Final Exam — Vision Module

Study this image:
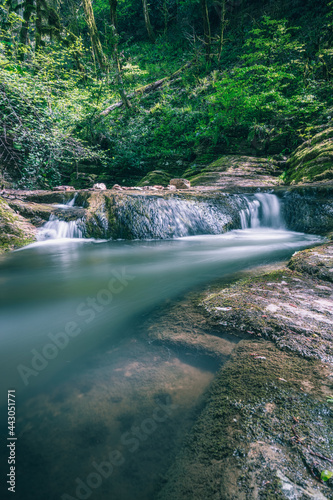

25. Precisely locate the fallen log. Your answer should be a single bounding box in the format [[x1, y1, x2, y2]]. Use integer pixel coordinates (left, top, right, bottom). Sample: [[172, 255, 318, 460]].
[[99, 61, 193, 117]]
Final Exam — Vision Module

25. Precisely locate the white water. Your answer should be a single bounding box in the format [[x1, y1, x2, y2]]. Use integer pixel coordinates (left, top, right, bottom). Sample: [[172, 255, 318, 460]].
[[240, 193, 283, 229], [37, 195, 83, 240], [37, 192, 285, 241]]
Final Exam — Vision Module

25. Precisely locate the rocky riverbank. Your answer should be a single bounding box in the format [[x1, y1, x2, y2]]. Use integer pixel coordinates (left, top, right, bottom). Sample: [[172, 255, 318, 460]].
[[150, 243, 333, 500]]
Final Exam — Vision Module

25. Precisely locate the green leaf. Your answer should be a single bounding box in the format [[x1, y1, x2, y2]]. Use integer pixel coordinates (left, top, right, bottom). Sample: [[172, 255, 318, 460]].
[[321, 470, 333, 481]]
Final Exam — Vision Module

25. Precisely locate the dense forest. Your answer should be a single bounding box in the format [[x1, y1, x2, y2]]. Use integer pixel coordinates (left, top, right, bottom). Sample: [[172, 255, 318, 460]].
[[0, 0, 332, 189]]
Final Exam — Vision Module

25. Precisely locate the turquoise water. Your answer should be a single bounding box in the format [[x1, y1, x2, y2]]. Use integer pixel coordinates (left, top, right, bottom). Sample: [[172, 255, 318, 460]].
[[0, 228, 323, 500]]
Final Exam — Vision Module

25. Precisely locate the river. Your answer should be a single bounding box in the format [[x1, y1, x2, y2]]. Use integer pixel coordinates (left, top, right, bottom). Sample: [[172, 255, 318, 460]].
[[0, 193, 324, 500]]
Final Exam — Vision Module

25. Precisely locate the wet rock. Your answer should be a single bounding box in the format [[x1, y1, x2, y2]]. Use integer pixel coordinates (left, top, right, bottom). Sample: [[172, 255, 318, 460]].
[[289, 243, 333, 283], [7, 199, 53, 226], [278, 185, 333, 235], [202, 247, 333, 363], [170, 178, 191, 189], [158, 340, 333, 500]]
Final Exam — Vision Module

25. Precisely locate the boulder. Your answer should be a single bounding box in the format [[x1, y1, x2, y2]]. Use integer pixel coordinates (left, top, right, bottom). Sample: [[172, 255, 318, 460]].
[[167, 185, 177, 191], [93, 183, 107, 191], [112, 184, 123, 191], [170, 178, 191, 189], [137, 169, 172, 187]]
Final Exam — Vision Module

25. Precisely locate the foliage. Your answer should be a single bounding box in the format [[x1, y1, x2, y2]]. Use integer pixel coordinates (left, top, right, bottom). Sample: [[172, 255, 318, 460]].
[[0, 0, 333, 187], [321, 470, 333, 481]]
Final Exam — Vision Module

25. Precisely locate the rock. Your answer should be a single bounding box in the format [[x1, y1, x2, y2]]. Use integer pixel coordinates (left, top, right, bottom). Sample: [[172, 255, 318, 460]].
[[53, 185, 75, 192], [170, 178, 191, 189], [286, 127, 333, 184], [153, 185, 164, 190], [137, 170, 172, 187], [0, 197, 36, 252], [166, 184, 177, 191], [93, 183, 107, 191], [112, 184, 123, 191]]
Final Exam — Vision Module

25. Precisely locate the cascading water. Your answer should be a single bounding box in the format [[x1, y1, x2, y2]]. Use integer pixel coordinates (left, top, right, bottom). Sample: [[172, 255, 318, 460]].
[[37, 195, 84, 240], [239, 193, 284, 229], [37, 191, 284, 242]]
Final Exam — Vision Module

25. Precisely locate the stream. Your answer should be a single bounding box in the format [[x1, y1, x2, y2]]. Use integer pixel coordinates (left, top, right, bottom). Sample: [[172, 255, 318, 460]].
[[0, 193, 324, 500]]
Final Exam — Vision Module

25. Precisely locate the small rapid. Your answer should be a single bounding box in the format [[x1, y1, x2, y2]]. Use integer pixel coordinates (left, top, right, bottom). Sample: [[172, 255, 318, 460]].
[[37, 191, 286, 241], [240, 193, 283, 229], [37, 195, 84, 240]]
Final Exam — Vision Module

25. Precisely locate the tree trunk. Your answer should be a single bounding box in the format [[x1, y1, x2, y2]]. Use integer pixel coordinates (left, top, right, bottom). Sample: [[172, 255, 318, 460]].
[[142, 0, 155, 43], [109, 0, 117, 29], [100, 60, 193, 117], [19, 0, 34, 48], [218, 0, 227, 60], [200, 0, 211, 61], [82, 0, 107, 70], [35, 0, 42, 50]]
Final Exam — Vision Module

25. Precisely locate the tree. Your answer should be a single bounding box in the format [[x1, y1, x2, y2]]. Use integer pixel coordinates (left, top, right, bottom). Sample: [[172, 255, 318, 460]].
[[218, 0, 227, 60], [142, 0, 155, 43], [109, 0, 117, 28], [82, 0, 107, 70], [108, 0, 131, 108], [200, 0, 211, 61], [19, 0, 34, 47]]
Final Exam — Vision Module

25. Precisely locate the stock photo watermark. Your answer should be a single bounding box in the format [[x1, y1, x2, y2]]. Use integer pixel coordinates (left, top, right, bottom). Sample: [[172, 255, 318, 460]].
[[17, 267, 135, 386], [61, 396, 178, 500]]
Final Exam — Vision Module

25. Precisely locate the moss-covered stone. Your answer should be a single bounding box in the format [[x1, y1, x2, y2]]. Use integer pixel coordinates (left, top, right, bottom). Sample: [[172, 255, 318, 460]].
[[157, 243, 333, 500], [285, 128, 333, 184], [7, 199, 53, 227], [289, 242, 333, 283], [158, 340, 333, 500], [136, 170, 172, 187], [0, 197, 36, 253], [183, 155, 282, 188]]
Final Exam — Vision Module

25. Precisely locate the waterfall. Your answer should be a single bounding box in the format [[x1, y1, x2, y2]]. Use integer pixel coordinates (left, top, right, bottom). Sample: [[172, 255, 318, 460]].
[[240, 193, 284, 229], [37, 192, 284, 242], [37, 196, 84, 241], [112, 197, 236, 239]]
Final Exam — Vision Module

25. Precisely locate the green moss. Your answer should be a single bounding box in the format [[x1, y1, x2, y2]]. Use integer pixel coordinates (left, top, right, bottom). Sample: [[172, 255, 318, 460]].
[[0, 197, 36, 253], [158, 340, 333, 500], [136, 170, 172, 187], [183, 155, 280, 187], [286, 128, 333, 184]]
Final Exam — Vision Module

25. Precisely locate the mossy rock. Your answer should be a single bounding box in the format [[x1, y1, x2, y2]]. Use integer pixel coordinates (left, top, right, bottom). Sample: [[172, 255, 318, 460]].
[[183, 155, 281, 188], [0, 197, 36, 253], [136, 170, 172, 187], [286, 127, 333, 184]]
